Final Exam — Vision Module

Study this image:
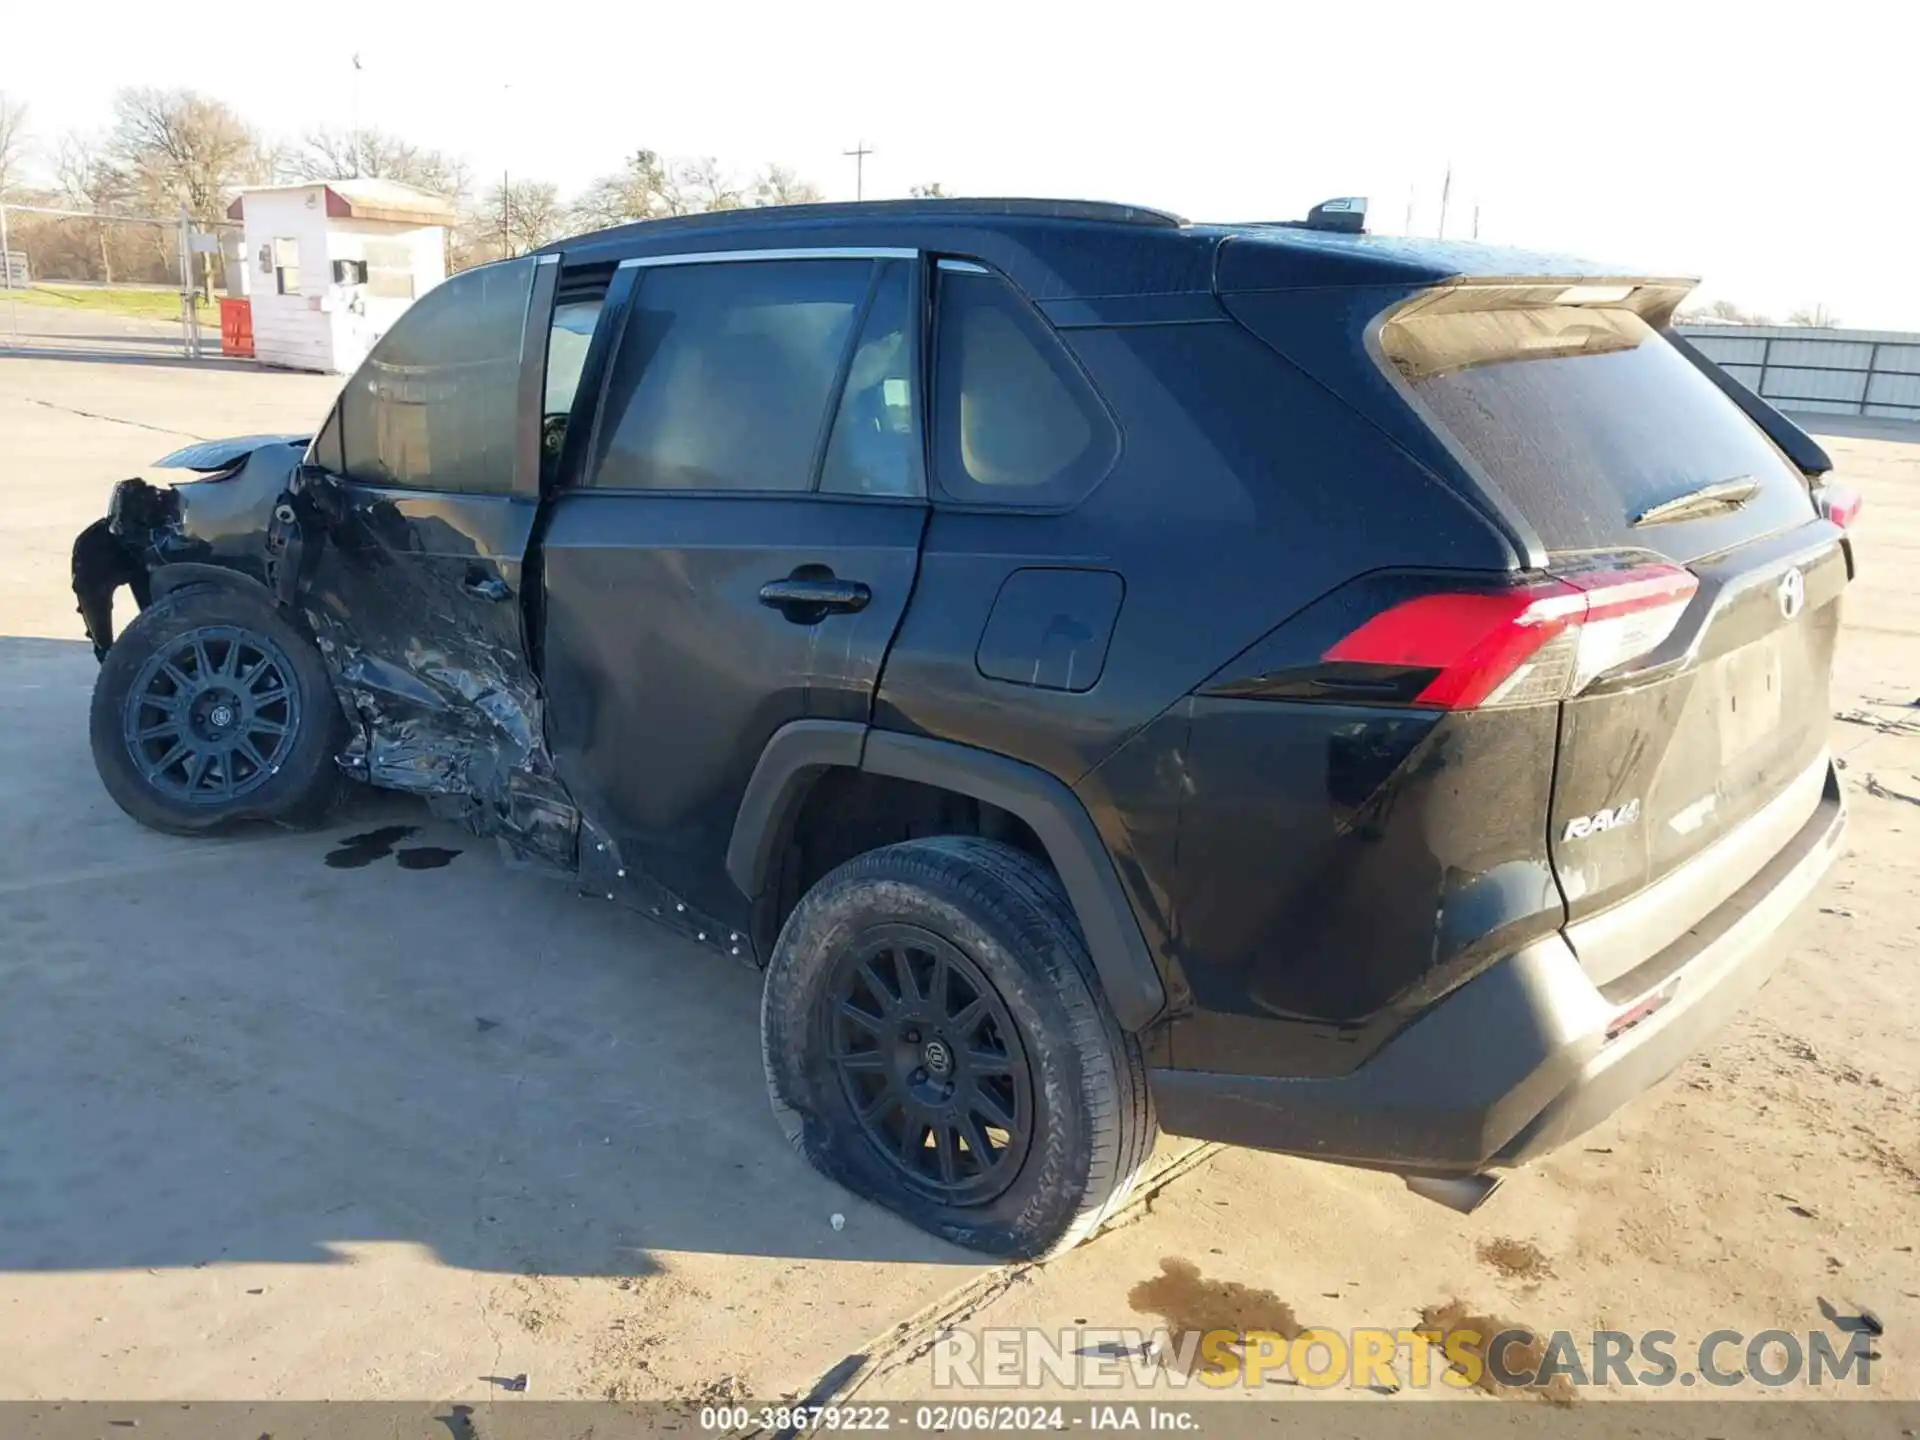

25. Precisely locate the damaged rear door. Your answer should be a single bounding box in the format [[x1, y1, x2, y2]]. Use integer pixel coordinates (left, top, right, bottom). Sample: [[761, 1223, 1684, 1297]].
[[294, 254, 576, 866]]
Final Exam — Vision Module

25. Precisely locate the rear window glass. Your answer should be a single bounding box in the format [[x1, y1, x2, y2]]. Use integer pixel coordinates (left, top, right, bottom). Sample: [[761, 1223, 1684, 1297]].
[[1382, 305, 1814, 556]]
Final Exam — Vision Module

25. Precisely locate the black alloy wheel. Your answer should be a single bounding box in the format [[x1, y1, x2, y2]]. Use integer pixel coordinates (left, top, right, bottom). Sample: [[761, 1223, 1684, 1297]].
[[122, 624, 302, 804], [824, 923, 1034, 1205]]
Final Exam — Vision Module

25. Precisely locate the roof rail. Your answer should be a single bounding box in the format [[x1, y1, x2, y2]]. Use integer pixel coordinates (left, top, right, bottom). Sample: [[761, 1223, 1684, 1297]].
[[555, 196, 1186, 248]]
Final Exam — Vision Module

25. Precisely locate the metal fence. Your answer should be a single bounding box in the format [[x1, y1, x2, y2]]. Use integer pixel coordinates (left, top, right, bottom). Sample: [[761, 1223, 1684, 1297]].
[[1677, 323, 1920, 422], [0, 200, 219, 359]]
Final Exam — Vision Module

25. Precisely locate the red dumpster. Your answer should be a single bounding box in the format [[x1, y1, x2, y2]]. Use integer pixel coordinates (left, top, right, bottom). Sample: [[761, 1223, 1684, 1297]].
[[219, 297, 254, 358]]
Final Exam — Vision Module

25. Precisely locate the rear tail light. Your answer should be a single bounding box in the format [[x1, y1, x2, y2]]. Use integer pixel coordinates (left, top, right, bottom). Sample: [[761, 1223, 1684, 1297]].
[[1325, 563, 1699, 710], [1814, 483, 1862, 529]]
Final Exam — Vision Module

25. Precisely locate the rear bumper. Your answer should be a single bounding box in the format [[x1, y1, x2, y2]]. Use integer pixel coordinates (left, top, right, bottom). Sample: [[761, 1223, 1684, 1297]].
[[1150, 761, 1846, 1175]]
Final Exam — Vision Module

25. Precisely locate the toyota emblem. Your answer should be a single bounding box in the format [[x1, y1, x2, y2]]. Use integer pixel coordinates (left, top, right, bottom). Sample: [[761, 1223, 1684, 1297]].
[[1777, 566, 1805, 620]]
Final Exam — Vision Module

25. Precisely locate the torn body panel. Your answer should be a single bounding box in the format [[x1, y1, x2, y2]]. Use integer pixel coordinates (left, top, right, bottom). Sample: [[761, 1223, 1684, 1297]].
[[72, 438, 580, 874], [71, 439, 301, 657], [289, 470, 577, 873]]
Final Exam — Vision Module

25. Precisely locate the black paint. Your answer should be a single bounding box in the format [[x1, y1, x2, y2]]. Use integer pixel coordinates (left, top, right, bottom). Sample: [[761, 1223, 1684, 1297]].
[[323, 824, 419, 869], [396, 846, 462, 870]]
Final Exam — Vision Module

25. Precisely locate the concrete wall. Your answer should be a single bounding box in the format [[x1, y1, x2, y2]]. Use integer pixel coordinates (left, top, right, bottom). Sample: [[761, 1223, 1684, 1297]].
[[1678, 324, 1920, 422]]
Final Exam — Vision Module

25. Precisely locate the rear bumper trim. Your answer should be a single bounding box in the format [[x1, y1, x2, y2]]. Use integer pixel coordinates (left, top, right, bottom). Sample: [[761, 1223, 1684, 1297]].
[[1150, 761, 1846, 1174]]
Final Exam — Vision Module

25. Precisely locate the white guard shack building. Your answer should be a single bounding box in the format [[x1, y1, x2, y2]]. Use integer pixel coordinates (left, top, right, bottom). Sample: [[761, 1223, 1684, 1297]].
[[225, 179, 454, 374]]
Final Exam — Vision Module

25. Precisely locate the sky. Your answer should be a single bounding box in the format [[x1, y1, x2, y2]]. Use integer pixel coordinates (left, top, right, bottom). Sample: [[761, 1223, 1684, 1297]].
[[5, 0, 1917, 328]]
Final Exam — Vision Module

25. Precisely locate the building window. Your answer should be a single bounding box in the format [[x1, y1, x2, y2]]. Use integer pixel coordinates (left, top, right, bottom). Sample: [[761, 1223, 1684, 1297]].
[[365, 241, 415, 300], [273, 237, 300, 296], [332, 258, 369, 285]]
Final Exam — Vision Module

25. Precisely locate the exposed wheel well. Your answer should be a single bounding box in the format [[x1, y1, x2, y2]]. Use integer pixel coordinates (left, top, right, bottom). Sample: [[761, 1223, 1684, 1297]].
[[757, 768, 1051, 955]]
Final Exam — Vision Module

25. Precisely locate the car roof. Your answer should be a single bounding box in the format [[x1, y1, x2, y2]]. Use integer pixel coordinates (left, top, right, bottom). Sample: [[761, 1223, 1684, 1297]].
[[543, 197, 1684, 301]]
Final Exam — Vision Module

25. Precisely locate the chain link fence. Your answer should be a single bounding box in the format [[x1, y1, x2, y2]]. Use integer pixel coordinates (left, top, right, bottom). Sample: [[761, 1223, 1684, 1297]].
[[1, 201, 228, 359]]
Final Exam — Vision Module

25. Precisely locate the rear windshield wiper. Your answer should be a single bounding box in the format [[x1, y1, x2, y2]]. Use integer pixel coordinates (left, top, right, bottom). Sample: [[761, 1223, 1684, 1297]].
[[1631, 476, 1761, 527]]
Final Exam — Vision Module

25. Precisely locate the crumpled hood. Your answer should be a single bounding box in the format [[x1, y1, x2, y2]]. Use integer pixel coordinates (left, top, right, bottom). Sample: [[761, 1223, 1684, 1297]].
[[150, 434, 311, 472]]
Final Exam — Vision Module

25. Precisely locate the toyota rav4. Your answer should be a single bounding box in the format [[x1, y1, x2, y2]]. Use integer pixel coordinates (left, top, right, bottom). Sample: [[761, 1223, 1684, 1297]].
[[72, 197, 1857, 1257]]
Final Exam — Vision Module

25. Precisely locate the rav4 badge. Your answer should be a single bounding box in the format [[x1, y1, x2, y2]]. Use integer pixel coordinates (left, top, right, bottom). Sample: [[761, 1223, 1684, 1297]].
[[1564, 798, 1642, 841]]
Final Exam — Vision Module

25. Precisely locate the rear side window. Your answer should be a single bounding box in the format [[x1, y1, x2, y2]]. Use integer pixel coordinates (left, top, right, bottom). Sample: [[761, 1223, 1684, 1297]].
[[1383, 303, 1815, 558], [932, 266, 1116, 507], [820, 260, 922, 499], [335, 258, 534, 495], [593, 259, 869, 493]]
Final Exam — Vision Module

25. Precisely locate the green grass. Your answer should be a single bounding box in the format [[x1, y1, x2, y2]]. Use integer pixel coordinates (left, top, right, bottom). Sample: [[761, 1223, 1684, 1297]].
[[1, 283, 219, 321]]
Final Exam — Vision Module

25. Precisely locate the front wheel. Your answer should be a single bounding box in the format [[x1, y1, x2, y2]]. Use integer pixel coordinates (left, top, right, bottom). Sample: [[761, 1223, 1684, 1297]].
[[761, 837, 1156, 1258], [89, 584, 348, 834]]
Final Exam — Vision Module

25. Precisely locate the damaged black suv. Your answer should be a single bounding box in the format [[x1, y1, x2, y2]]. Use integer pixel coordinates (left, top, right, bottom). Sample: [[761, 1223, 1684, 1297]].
[[75, 198, 1856, 1257]]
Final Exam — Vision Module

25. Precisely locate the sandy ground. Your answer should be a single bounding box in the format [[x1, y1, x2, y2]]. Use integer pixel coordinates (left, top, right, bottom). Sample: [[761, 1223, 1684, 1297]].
[[1, 350, 1915, 1413]]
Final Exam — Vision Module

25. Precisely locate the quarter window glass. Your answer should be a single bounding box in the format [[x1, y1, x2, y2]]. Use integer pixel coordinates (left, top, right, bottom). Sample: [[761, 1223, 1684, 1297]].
[[545, 299, 603, 417], [932, 268, 1116, 505], [820, 261, 922, 498], [594, 260, 869, 492], [336, 258, 534, 495]]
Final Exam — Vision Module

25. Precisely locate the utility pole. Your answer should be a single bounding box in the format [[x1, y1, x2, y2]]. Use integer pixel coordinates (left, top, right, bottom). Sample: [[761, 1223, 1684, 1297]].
[[843, 141, 874, 202], [1472, 202, 1480, 240], [1403, 184, 1415, 237], [1437, 162, 1452, 240]]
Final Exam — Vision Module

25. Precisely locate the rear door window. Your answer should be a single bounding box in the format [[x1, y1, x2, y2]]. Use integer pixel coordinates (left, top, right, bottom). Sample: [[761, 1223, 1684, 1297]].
[[591, 259, 870, 493], [1382, 303, 1816, 560], [930, 264, 1117, 507], [819, 260, 923, 499], [335, 257, 536, 495]]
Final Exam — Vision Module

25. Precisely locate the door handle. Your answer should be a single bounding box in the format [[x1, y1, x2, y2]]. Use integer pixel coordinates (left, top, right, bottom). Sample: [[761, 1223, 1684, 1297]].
[[758, 575, 872, 623], [463, 573, 512, 603]]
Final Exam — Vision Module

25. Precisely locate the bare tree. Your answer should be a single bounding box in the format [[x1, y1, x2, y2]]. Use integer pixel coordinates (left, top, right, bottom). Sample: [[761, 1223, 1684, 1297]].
[[909, 181, 947, 198], [753, 163, 823, 208], [676, 157, 744, 213], [0, 91, 28, 201], [1786, 303, 1840, 328], [102, 88, 272, 296], [295, 127, 469, 200], [571, 149, 678, 229], [49, 133, 122, 281], [105, 88, 268, 224], [572, 148, 769, 230], [482, 177, 565, 257]]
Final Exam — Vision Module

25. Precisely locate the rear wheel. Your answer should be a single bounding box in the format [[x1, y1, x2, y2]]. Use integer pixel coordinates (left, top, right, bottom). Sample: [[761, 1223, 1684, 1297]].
[[761, 837, 1156, 1258], [89, 585, 348, 834]]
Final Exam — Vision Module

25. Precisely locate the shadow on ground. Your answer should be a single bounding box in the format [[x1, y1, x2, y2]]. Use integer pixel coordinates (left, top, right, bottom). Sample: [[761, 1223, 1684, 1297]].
[[0, 637, 969, 1278], [0, 345, 262, 372]]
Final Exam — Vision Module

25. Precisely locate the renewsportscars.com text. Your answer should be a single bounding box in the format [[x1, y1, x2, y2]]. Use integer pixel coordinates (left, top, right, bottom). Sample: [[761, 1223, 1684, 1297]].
[[930, 1325, 1878, 1392]]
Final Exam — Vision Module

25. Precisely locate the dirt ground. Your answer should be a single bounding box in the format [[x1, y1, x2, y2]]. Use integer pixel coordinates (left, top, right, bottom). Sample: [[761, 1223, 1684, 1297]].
[[1, 350, 1915, 1414]]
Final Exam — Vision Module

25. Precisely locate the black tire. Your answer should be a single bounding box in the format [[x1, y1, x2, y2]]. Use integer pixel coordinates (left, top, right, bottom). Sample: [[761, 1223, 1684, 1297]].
[[89, 584, 348, 835], [761, 836, 1156, 1258]]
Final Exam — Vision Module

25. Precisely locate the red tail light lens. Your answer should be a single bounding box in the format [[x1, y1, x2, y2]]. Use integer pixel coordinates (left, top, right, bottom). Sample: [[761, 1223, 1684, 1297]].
[[1815, 484, 1862, 529], [1325, 563, 1699, 710]]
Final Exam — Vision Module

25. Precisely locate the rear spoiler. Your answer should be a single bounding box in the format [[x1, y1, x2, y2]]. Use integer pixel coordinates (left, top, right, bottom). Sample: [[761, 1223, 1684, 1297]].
[[1664, 329, 1832, 478]]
